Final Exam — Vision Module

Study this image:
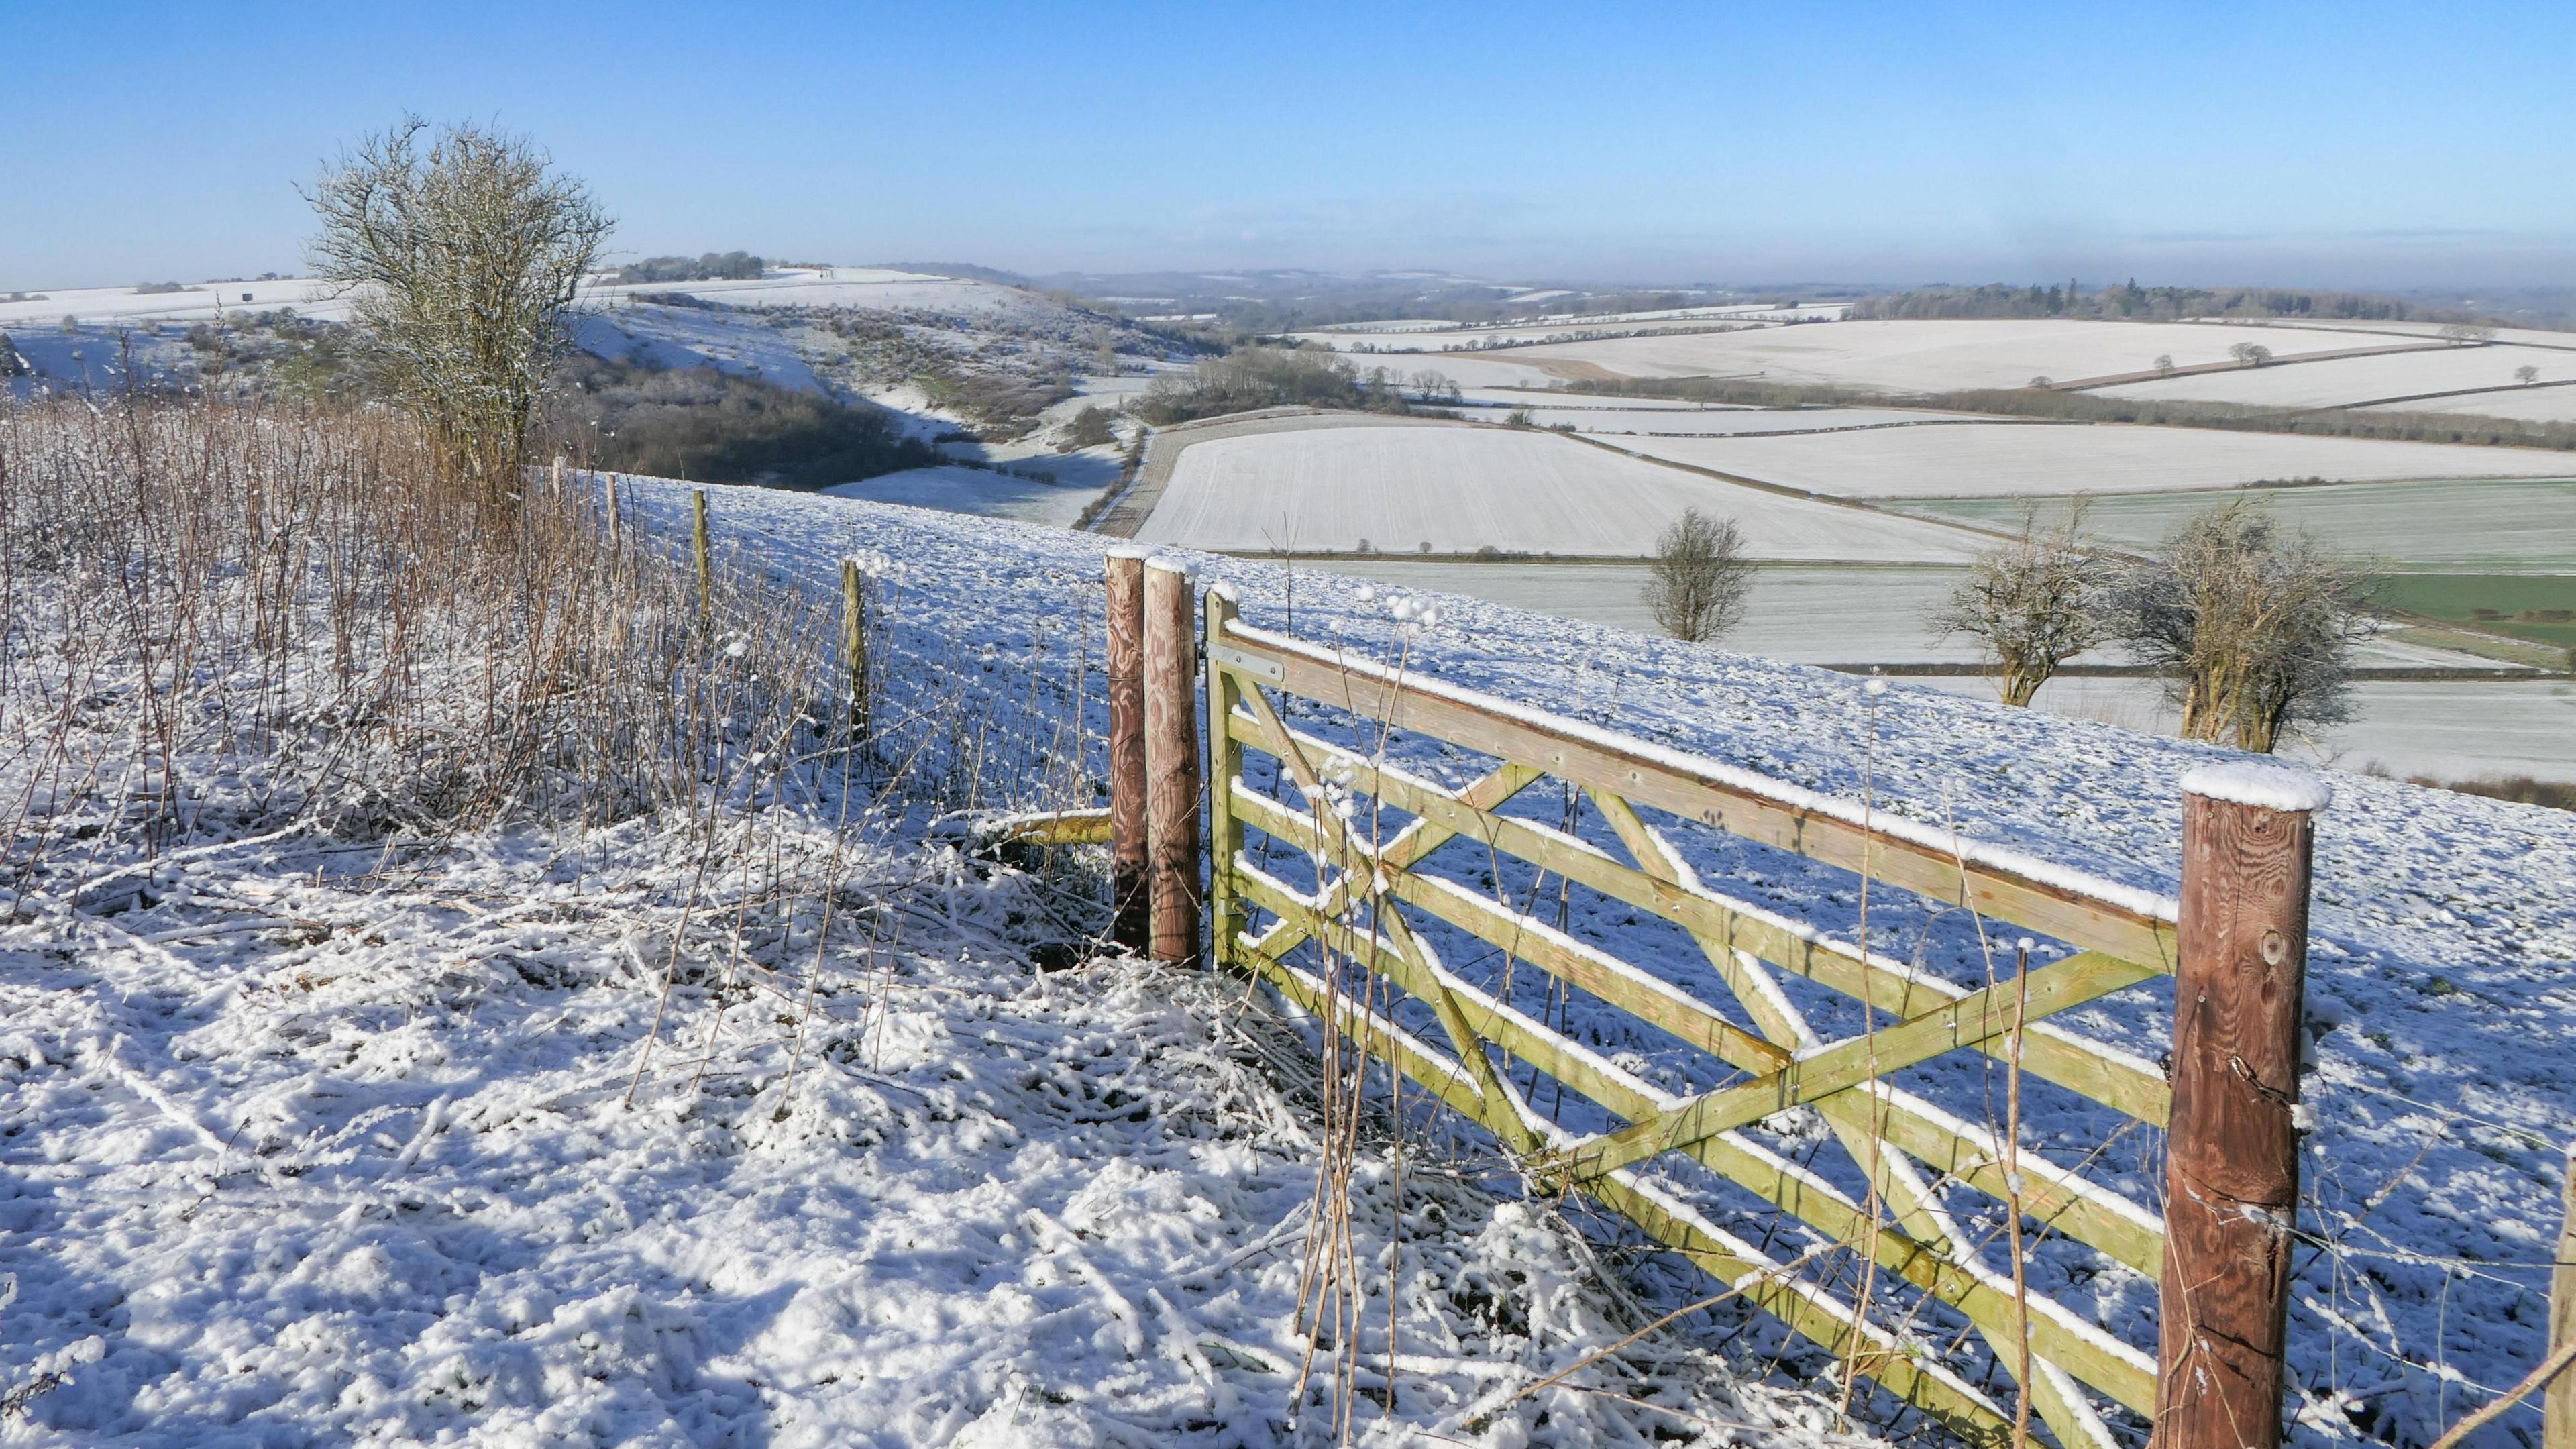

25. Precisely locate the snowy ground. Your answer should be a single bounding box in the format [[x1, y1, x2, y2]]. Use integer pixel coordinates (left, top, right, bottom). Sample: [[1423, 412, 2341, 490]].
[[10, 458, 2573, 1448], [823, 462, 1109, 527], [2092, 344, 2576, 409], [641, 480, 2576, 1449], [1316, 319, 2392, 394], [0, 463, 1882, 1446], [2, 814, 1848, 1446], [1129, 422, 1991, 560], [1603, 423, 2576, 498]]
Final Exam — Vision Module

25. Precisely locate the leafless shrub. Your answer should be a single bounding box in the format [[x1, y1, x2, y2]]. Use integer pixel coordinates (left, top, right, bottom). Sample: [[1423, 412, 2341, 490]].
[[304, 117, 613, 506], [1929, 502, 2100, 706], [2102, 496, 2378, 753], [1642, 508, 1750, 643], [0, 394, 848, 908]]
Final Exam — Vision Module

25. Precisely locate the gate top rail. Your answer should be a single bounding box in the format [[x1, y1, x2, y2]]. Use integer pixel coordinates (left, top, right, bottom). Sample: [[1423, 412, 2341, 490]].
[[1212, 618, 2180, 970]]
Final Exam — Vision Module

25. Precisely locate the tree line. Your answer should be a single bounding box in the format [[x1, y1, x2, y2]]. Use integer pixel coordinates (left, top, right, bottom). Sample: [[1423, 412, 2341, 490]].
[[1131, 347, 1426, 424], [1847, 280, 2518, 328]]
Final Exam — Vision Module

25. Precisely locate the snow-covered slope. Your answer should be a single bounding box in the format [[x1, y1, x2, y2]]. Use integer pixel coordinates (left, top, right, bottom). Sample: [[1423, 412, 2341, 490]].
[[635, 477, 2576, 1448], [7, 464, 2568, 1446]]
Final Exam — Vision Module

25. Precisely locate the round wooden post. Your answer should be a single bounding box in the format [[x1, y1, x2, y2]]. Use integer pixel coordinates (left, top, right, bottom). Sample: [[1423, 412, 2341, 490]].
[[1143, 558, 1202, 967], [2157, 764, 2328, 1449], [1104, 550, 1150, 955], [692, 488, 712, 621], [841, 558, 870, 742]]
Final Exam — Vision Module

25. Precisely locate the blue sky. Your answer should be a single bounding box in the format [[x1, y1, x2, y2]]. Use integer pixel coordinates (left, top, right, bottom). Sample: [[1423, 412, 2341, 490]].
[[8, 1, 2572, 291]]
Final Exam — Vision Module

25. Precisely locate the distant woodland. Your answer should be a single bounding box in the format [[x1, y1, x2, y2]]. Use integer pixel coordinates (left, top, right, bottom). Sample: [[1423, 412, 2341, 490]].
[[1848, 281, 2508, 327]]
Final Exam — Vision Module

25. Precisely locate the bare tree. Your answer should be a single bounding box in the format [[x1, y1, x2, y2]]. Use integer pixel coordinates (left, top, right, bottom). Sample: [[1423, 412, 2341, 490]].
[[1642, 509, 1752, 643], [2153, 353, 2176, 374], [2102, 498, 2377, 753], [2228, 341, 2273, 367], [2516, 364, 2542, 385], [305, 117, 612, 503], [1929, 502, 2100, 706]]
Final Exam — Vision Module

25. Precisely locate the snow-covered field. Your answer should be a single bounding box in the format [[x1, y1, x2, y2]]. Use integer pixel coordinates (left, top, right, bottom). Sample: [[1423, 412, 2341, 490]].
[[1458, 405, 2027, 436], [1902, 477, 2576, 572], [1129, 422, 1991, 559], [1606, 422, 2576, 498], [1921, 673, 2576, 782], [2360, 384, 2576, 424], [1294, 305, 1847, 353], [1317, 559, 2503, 667], [2091, 344, 2576, 409], [2220, 318, 2576, 353], [823, 462, 1109, 527], [1328, 319, 2392, 394]]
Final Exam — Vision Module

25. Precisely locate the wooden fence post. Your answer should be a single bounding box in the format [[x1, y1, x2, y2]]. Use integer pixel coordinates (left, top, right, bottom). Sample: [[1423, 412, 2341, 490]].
[[2552, 1148, 2576, 1449], [1143, 557, 1201, 966], [2157, 765, 2328, 1449], [692, 488, 712, 622], [1104, 550, 1150, 955], [551, 455, 564, 499], [1203, 586, 1242, 969], [841, 558, 869, 743]]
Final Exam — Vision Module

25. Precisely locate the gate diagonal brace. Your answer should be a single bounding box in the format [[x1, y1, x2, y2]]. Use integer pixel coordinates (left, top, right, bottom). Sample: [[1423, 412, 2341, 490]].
[[1533, 947, 2156, 1187]]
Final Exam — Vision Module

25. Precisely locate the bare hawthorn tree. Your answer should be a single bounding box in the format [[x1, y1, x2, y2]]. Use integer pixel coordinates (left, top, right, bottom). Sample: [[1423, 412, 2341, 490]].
[[2516, 364, 2542, 385], [2103, 498, 2378, 753], [2228, 341, 2274, 367], [1929, 501, 2100, 706], [1643, 509, 1752, 643], [305, 117, 612, 504]]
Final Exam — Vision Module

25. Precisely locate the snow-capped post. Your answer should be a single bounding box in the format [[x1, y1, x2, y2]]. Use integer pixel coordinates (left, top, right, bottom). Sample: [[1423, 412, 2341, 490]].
[[1104, 550, 1150, 955], [692, 488, 712, 623], [1203, 584, 1242, 969], [840, 558, 869, 742], [1142, 557, 1202, 966], [2157, 763, 2328, 1449]]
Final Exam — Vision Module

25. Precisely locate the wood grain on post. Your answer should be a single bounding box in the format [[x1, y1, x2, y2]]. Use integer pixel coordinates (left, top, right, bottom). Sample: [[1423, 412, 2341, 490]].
[[1104, 551, 1150, 955], [1203, 588, 1244, 969], [2551, 1149, 2576, 1449], [841, 559, 869, 742], [1143, 559, 1202, 966], [2156, 766, 2326, 1449], [692, 489, 712, 621]]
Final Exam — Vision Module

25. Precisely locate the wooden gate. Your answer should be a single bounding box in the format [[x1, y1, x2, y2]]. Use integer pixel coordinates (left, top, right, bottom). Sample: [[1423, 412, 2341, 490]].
[[1199, 592, 2212, 1448]]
